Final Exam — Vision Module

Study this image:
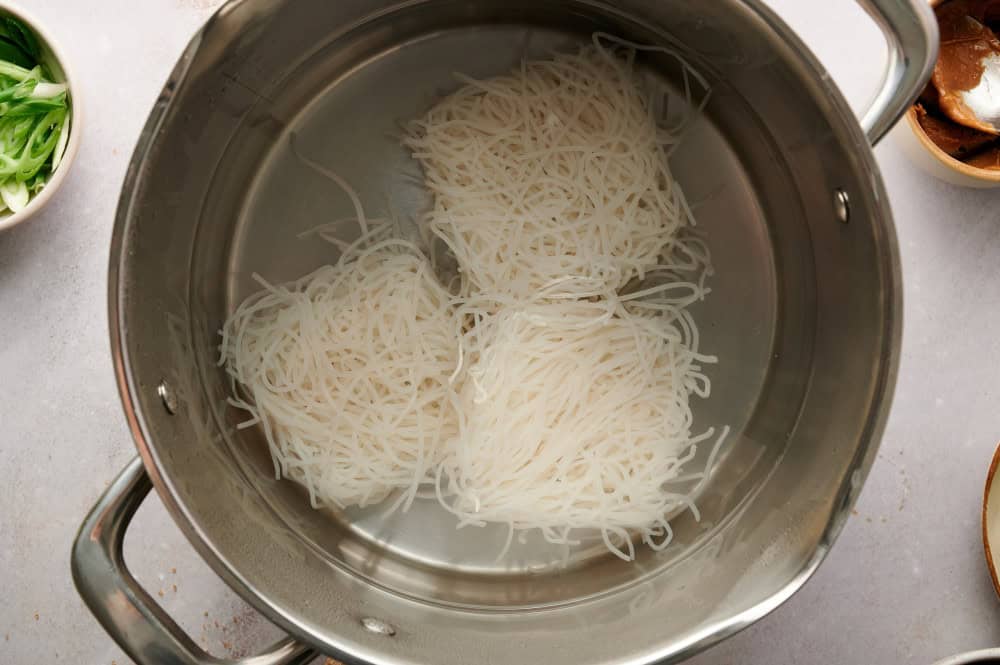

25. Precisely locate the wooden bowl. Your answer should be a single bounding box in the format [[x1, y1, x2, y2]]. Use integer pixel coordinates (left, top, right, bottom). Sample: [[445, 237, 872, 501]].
[[982, 442, 1000, 597]]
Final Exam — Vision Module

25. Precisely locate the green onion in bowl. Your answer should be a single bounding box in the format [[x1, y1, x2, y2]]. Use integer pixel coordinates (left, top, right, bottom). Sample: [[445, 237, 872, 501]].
[[0, 16, 69, 215]]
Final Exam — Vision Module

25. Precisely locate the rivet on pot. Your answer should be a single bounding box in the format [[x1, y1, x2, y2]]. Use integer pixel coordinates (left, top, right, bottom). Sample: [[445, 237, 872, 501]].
[[157, 380, 178, 415], [834, 189, 850, 224], [361, 617, 396, 637]]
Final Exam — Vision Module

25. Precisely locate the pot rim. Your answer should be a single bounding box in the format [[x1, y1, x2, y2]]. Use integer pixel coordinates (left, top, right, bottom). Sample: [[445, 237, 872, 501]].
[[105, 0, 904, 662]]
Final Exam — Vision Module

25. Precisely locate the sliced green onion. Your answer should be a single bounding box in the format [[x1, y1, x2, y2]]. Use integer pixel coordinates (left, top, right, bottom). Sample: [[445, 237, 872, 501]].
[[0, 59, 34, 83], [1, 178, 28, 212], [0, 18, 40, 62], [0, 18, 70, 215], [50, 112, 68, 171], [0, 36, 33, 69]]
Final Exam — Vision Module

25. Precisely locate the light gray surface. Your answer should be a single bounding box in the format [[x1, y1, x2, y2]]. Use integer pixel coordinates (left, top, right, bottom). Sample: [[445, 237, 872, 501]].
[[1, 1, 997, 664]]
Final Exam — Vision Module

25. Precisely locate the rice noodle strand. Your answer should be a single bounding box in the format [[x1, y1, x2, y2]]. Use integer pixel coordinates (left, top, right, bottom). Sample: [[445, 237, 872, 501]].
[[220, 37, 724, 562]]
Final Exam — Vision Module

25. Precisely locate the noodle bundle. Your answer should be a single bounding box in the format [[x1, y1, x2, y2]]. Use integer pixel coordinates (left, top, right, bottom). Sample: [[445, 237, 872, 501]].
[[220, 238, 460, 511], [403, 36, 708, 301], [439, 298, 720, 561], [220, 36, 723, 561]]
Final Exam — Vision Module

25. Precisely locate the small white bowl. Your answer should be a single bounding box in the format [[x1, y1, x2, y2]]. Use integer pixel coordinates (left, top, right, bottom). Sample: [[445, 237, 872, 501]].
[[932, 649, 1000, 665], [892, 107, 1000, 189], [891, 0, 1000, 188], [0, 2, 80, 232]]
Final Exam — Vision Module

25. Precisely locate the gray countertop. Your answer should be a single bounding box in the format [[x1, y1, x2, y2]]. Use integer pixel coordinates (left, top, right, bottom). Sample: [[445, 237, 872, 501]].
[[3, 1, 999, 664]]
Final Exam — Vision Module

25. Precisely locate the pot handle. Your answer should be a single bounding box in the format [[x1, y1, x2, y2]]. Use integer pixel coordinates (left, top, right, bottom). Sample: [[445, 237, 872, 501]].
[[855, 0, 938, 145], [71, 457, 318, 665]]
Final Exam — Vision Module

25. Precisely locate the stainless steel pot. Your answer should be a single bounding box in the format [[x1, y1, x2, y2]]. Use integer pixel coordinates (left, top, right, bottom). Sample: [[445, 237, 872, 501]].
[[72, 1, 935, 664]]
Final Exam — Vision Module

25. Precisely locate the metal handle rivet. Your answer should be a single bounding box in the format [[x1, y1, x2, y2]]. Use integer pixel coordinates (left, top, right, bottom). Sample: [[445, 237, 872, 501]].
[[834, 189, 850, 224], [157, 380, 178, 415], [361, 617, 396, 636]]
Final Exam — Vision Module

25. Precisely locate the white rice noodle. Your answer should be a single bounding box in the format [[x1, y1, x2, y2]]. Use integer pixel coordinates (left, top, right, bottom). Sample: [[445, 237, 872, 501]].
[[220, 39, 724, 562], [403, 37, 710, 301], [437, 298, 725, 561], [219, 237, 462, 512]]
